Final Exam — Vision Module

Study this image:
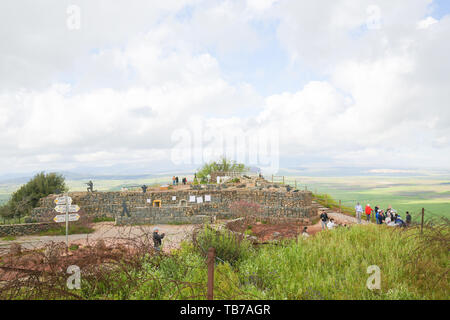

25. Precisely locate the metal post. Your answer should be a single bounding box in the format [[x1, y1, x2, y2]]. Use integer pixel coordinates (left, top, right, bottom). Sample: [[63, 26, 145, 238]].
[[65, 194, 69, 248], [207, 247, 216, 300], [421, 208, 424, 235]]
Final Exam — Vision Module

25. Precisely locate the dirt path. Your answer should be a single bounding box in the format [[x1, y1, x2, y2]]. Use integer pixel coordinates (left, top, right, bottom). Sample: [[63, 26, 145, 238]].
[[0, 222, 199, 254]]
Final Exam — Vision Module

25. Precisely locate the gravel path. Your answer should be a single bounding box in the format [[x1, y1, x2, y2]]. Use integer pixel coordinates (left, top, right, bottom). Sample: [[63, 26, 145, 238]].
[[0, 222, 199, 253]]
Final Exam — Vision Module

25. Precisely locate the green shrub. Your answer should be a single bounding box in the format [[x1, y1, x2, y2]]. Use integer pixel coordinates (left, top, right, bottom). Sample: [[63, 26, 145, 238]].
[[194, 225, 254, 265], [69, 244, 79, 251]]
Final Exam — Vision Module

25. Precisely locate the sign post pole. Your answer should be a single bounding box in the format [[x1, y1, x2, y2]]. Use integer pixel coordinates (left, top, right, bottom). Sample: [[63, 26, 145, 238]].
[[65, 194, 69, 248]]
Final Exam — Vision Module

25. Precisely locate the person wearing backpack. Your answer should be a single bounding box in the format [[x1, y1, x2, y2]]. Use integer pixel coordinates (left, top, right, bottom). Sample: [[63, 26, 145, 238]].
[[320, 211, 329, 230]]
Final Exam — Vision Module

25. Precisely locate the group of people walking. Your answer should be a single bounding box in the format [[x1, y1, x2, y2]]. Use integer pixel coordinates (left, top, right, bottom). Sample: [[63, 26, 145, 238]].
[[317, 202, 412, 232], [172, 176, 187, 186], [355, 203, 411, 227]]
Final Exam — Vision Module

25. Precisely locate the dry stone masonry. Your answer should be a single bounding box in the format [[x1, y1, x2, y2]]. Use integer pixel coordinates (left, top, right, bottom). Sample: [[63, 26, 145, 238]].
[[32, 177, 317, 225], [0, 222, 56, 237]]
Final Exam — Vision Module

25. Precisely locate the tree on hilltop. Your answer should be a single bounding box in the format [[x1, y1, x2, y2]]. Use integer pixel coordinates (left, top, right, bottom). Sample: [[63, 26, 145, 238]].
[[0, 172, 67, 221], [197, 157, 247, 183]]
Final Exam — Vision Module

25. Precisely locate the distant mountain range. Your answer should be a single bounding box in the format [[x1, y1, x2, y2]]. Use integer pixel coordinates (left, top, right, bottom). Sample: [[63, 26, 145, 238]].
[[1, 166, 449, 185]]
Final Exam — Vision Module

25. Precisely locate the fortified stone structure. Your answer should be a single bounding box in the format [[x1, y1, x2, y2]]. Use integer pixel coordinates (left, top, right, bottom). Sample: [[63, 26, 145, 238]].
[[32, 178, 317, 225]]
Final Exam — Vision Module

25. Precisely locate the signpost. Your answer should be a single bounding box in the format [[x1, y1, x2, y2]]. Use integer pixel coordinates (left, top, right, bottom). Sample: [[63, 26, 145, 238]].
[[53, 195, 80, 248], [54, 205, 80, 214], [53, 214, 80, 223], [54, 196, 72, 205]]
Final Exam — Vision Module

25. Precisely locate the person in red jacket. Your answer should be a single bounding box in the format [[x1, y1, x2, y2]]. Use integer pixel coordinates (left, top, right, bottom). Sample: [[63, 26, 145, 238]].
[[365, 204, 373, 222]]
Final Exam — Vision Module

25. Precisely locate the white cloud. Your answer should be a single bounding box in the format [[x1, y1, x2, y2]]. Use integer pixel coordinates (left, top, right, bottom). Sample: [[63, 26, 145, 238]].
[[417, 16, 438, 29], [0, 0, 449, 175]]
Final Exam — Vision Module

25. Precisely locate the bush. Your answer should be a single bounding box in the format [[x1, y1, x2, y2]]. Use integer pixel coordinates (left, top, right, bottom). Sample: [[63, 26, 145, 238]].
[[193, 225, 254, 265], [196, 157, 247, 182]]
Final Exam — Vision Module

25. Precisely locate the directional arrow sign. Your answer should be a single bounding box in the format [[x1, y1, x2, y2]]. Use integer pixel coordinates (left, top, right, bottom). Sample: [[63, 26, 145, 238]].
[[54, 204, 80, 214], [53, 214, 80, 223], [54, 196, 72, 205]]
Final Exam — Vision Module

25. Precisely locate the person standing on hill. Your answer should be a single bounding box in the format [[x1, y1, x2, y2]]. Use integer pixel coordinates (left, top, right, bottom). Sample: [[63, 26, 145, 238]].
[[320, 211, 329, 230], [379, 210, 386, 224], [365, 204, 373, 222], [405, 211, 412, 226], [374, 205, 379, 222], [152, 227, 165, 252], [355, 202, 363, 224]]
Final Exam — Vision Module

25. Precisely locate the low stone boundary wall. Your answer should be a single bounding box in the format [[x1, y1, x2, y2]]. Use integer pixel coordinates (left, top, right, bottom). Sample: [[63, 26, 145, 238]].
[[0, 222, 57, 237]]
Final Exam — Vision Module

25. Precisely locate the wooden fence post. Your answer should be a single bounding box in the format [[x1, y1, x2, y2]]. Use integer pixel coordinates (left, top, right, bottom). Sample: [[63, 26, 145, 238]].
[[271, 175, 274, 183], [207, 247, 216, 300], [339, 200, 341, 213], [421, 208, 425, 235], [325, 194, 328, 207], [282, 176, 285, 185], [295, 180, 297, 189]]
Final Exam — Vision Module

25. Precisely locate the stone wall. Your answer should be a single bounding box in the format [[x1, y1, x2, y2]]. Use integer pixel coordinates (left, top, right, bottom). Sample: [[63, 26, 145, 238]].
[[0, 222, 56, 237], [32, 188, 316, 225], [115, 207, 213, 225]]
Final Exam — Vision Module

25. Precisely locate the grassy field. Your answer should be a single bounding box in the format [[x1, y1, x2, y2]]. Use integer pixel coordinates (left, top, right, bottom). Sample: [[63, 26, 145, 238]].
[[14, 223, 446, 300], [283, 176, 450, 221]]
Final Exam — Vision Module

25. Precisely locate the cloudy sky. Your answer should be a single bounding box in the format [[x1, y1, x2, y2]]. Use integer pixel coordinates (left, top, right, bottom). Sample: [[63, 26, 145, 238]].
[[0, 0, 449, 176]]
